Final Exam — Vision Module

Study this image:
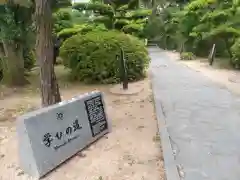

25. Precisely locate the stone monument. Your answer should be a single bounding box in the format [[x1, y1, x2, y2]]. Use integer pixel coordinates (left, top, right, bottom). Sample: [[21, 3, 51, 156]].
[[17, 91, 110, 179]]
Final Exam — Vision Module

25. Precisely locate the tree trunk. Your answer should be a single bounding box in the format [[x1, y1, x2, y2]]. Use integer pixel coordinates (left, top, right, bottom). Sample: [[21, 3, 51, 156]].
[[1, 41, 28, 86], [35, 0, 61, 107]]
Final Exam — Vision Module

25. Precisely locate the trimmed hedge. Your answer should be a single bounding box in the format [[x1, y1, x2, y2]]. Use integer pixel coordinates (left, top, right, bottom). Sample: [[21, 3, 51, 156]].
[[57, 23, 107, 41], [60, 31, 149, 84], [73, 3, 114, 16], [180, 52, 196, 60], [122, 23, 144, 37], [53, 9, 73, 34], [231, 38, 240, 66], [114, 19, 129, 30]]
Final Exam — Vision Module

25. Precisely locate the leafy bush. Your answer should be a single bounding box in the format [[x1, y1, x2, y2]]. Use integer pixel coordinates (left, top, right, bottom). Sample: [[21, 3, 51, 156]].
[[23, 49, 35, 71], [122, 23, 144, 38], [60, 31, 149, 84], [114, 19, 130, 30], [53, 9, 73, 34], [80, 23, 107, 34], [180, 52, 196, 60], [73, 3, 114, 16], [53, 10, 72, 21], [126, 9, 152, 19], [231, 38, 240, 66], [57, 23, 108, 41], [93, 16, 113, 29], [57, 27, 82, 41]]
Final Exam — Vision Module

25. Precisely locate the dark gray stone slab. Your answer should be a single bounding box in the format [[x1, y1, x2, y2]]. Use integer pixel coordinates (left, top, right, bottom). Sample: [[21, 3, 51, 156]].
[[17, 91, 110, 179]]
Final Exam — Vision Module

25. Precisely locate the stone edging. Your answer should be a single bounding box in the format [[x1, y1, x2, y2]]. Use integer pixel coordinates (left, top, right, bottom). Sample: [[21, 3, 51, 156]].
[[150, 52, 180, 180]]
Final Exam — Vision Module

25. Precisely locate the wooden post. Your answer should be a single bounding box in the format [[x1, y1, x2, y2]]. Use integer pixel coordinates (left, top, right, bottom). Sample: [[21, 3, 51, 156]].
[[120, 48, 128, 90], [209, 44, 216, 66]]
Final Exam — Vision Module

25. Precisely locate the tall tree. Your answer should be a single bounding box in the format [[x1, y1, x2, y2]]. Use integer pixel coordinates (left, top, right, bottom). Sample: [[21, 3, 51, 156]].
[[35, 0, 61, 107], [0, 1, 32, 86]]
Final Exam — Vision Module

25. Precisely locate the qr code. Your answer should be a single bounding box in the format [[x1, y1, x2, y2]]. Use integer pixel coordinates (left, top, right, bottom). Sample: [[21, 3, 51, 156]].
[[85, 95, 108, 137]]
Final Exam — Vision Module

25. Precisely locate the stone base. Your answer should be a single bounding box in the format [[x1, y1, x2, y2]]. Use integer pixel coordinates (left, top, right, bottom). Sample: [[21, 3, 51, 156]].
[[109, 82, 144, 95]]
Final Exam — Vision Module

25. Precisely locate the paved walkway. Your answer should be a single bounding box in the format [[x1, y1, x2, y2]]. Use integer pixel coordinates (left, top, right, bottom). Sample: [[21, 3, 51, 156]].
[[150, 47, 240, 180]]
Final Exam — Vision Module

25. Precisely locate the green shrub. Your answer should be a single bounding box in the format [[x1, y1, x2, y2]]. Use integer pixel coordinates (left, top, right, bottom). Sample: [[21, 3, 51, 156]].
[[60, 31, 149, 84], [73, 3, 114, 17], [23, 48, 35, 71], [126, 9, 152, 19], [57, 27, 82, 41], [231, 38, 240, 66], [53, 10, 72, 21], [122, 23, 144, 38], [93, 16, 113, 29], [80, 23, 107, 34], [114, 19, 130, 30], [57, 23, 108, 41], [53, 9, 73, 34], [180, 52, 196, 60]]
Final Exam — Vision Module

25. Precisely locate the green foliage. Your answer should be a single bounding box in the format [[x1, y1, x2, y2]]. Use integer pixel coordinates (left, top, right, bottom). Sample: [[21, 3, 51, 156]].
[[73, 3, 114, 16], [0, 2, 33, 44], [71, 9, 90, 24], [143, 16, 164, 39], [103, 0, 136, 9], [0, 48, 35, 81], [57, 27, 82, 41], [57, 23, 108, 41], [51, 0, 72, 11], [202, 25, 240, 40], [72, 0, 151, 34], [23, 48, 35, 71], [143, 0, 240, 67], [231, 38, 240, 66], [180, 52, 196, 60], [93, 16, 113, 28], [60, 31, 149, 84], [114, 19, 130, 29], [122, 23, 144, 37], [79, 23, 108, 34], [129, 9, 152, 19], [53, 9, 73, 34], [185, 0, 216, 11]]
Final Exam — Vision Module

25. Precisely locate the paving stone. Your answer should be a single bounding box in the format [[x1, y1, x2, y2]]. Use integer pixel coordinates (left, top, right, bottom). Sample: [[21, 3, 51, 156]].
[[150, 47, 240, 180]]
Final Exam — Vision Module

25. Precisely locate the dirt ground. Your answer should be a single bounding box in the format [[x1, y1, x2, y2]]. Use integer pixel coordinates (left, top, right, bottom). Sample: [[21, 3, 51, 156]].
[[0, 66, 165, 180], [167, 51, 240, 95]]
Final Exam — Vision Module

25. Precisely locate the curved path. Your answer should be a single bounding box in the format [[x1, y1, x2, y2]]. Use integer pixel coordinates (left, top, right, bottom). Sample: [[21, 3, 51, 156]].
[[150, 47, 240, 180]]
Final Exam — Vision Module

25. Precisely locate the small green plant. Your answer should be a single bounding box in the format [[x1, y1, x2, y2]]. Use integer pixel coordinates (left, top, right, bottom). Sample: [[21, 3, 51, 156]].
[[60, 31, 150, 84], [180, 52, 196, 60], [231, 38, 240, 67], [23, 48, 35, 71], [122, 23, 144, 37]]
